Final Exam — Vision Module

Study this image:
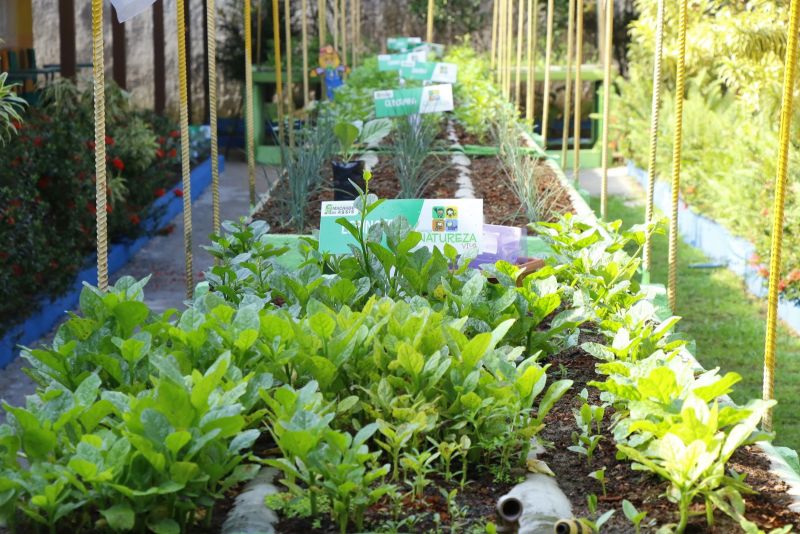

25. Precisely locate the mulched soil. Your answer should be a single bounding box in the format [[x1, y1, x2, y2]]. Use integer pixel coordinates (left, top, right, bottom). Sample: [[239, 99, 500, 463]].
[[538, 327, 800, 533], [453, 121, 487, 147], [252, 159, 459, 234], [470, 156, 575, 226]]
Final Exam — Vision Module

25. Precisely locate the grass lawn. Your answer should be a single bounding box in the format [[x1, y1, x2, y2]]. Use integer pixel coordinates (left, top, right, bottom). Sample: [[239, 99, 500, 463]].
[[589, 194, 800, 452]]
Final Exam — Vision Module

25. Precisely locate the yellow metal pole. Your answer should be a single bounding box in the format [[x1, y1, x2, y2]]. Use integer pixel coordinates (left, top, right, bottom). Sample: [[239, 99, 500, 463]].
[[763, 0, 800, 430], [177, 0, 193, 297], [272, 0, 284, 146], [208, 0, 220, 236], [667, 0, 688, 312], [560, 0, 575, 168], [427, 0, 434, 43], [572, 0, 584, 174], [491, 0, 499, 70], [599, 0, 613, 220], [244, 0, 256, 204], [91, 0, 107, 291], [541, 0, 554, 149], [514, 0, 524, 108], [284, 0, 294, 147], [525, 0, 538, 125], [643, 0, 665, 273], [302, 0, 309, 106]]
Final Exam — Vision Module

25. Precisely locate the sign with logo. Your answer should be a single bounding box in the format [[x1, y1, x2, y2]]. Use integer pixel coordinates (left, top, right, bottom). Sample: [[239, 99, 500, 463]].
[[412, 42, 446, 58], [373, 84, 454, 117], [399, 61, 458, 84], [387, 37, 422, 52], [377, 51, 428, 71], [319, 199, 483, 256]]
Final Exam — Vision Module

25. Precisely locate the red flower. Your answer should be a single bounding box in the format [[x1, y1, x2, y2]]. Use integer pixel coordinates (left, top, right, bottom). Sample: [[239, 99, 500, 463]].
[[5, 216, 15, 225], [9, 199, 21, 208], [158, 136, 166, 144], [129, 214, 141, 225], [106, 204, 113, 214], [86, 202, 96, 215], [37, 176, 51, 189], [789, 269, 800, 282], [154, 188, 166, 198], [87, 140, 96, 150], [173, 188, 184, 197], [779, 279, 788, 291], [33, 137, 43, 147], [155, 148, 165, 158], [168, 148, 177, 158], [758, 266, 770, 278], [105, 135, 114, 146], [111, 158, 125, 171], [11, 264, 22, 277], [169, 130, 180, 138]]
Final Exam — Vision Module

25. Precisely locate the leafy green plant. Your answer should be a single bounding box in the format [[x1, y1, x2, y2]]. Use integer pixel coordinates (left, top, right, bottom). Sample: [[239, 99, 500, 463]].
[[400, 448, 439, 499], [622, 499, 647, 534], [588, 467, 607, 497], [333, 118, 392, 163], [0, 71, 25, 145]]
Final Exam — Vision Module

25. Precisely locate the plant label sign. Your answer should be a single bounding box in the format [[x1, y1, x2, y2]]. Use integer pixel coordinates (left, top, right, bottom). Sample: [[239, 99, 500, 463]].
[[412, 42, 446, 58], [373, 84, 454, 117], [319, 199, 483, 256], [387, 37, 422, 52], [399, 60, 458, 84], [378, 51, 428, 71]]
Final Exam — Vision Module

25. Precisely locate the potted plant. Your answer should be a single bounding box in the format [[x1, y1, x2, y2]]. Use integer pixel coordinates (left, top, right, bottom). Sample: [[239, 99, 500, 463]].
[[331, 118, 392, 200]]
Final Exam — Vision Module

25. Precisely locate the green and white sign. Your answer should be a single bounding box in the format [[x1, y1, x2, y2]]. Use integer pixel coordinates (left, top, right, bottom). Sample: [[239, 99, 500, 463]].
[[399, 61, 458, 84], [373, 84, 454, 118], [377, 51, 428, 71], [319, 199, 483, 256], [412, 42, 446, 58], [387, 37, 422, 52]]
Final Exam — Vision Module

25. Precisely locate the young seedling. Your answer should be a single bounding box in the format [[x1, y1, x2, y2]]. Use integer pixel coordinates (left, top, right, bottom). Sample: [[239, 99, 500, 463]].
[[588, 467, 607, 497], [569, 391, 605, 464], [401, 448, 440, 499], [429, 438, 464, 483], [376, 420, 420, 481], [622, 500, 647, 534], [575, 494, 615, 533]]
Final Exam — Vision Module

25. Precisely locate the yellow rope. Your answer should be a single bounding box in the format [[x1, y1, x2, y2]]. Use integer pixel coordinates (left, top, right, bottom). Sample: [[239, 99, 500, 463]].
[[560, 0, 575, 168], [244, 0, 256, 204], [284, 0, 294, 148], [272, 0, 284, 145], [91, 0, 107, 291], [302, 0, 309, 106], [540, 0, 554, 149], [491, 0, 498, 70], [514, 0, 524, 108], [525, 0, 538, 126], [643, 0, 665, 273], [572, 0, 584, 174], [177, 0, 193, 297], [763, 0, 800, 431], [599, 0, 613, 220], [208, 0, 220, 237], [427, 0, 434, 43], [667, 0, 688, 312]]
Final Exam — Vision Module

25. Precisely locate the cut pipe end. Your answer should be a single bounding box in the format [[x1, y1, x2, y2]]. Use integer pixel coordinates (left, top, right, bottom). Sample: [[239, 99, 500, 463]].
[[497, 494, 524, 523]]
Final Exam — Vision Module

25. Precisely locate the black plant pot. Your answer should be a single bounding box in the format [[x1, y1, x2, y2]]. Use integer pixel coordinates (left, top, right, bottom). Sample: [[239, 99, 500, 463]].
[[332, 159, 365, 201]]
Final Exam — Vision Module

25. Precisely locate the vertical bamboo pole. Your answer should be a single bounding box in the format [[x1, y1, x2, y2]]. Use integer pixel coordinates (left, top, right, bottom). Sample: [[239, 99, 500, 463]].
[[763, 0, 800, 432], [284, 0, 294, 147], [208, 0, 220, 236], [319, 0, 326, 44], [540, 0, 554, 148], [572, 0, 584, 174], [491, 0, 499, 70], [506, 0, 514, 98], [256, 0, 262, 64], [272, 0, 284, 146], [514, 0, 524, 108], [667, 0, 688, 312], [427, 0, 435, 43], [354, 0, 360, 67], [599, 0, 613, 220], [91, 0, 107, 291], [177, 0, 193, 296], [496, 0, 505, 83], [525, 0, 538, 126], [333, 0, 338, 50], [560, 0, 575, 168], [302, 0, 309, 106], [244, 0, 256, 204], [341, 0, 347, 71]]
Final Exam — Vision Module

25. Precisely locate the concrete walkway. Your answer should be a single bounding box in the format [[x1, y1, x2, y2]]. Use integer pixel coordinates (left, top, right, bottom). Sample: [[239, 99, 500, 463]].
[[575, 166, 644, 199], [0, 158, 276, 413]]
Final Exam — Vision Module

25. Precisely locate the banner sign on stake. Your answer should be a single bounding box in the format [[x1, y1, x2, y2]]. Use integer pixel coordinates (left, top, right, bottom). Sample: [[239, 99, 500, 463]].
[[319, 199, 483, 256], [387, 37, 422, 52], [399, 60, 458, 84], [377, 51, 428, 71], [373, 84, 454, 117]]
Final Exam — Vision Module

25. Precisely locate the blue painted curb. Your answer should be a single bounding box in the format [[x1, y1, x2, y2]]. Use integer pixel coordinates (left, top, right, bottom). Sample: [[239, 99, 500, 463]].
[[626, 161, 800, 335], [0, 156, 225, 368]]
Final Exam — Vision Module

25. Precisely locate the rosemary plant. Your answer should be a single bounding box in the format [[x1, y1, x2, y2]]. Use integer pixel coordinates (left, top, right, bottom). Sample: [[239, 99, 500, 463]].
[[390, 114, 447, 198]]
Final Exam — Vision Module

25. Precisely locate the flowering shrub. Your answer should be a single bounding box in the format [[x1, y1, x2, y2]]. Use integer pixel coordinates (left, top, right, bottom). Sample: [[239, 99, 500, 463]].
[[0, 81, 209, 332]]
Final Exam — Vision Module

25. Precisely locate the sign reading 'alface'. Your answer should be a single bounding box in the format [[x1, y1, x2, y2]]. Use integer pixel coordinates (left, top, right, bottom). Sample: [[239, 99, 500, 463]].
[[373, 84, 454, 118]]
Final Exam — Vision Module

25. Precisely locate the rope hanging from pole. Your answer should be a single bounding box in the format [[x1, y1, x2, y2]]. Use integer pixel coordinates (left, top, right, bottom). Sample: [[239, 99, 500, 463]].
[[667, 0, 688, 312], [643, 0, 665, 274], [91, 0, 108, 291], [284, 0, 294, 147], [514, 0, 524, 108], [427, 0, 434, 43], [177, 0, 194, 297], [763, 0, 800, 431], [540, 0, 554, 149], [244, 0, 257, 204], [207, 0, 220, 237], [560, 0, 575, 168], [572, 0, 584, 174], [599, 0, 614, 220], [525, 0, 538, 126]]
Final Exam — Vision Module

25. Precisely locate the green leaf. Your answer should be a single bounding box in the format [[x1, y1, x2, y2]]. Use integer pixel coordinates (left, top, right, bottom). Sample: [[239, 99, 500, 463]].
[[113, 301, 149, 337], [100, 503, 135, 531], [333, 122, 359, 156], [165, 431, 192, 455], [147, 517, 180, 534]]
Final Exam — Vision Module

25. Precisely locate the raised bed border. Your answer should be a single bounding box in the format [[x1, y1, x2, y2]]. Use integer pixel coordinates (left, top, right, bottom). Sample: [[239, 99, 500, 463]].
[[0, 156, 225, 368], [626, 161, 800, 336]]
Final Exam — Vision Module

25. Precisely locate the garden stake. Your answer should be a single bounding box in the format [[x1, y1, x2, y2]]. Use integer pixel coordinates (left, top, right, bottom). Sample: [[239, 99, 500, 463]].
[[497, 0, 505, 84], [284, 0, 295, 148], [668, 0, 688, 312], [318, 0, 326, 45], [491, 0, 499, 70], [302, 0, 309, 106], [599, 0, 613, 220], [515, 0, 525, 108], [271, 0, 284, 149], [91, 0, 108, 291], [525, 0, 538, 126], [177, 0, 193, 297], [763, 0, 800, 431], [245, 0, 257, 203], [341, 0, 347, 78], [642, 0, 665, 276], [540, 0, 554, 149], [572, 0, 584, 175], [507, 0, 514, 99], [427, 0, 434, 43], [332, 0, 338, 50], [207, 0, 220, 237], [560, 0, 575, 168]]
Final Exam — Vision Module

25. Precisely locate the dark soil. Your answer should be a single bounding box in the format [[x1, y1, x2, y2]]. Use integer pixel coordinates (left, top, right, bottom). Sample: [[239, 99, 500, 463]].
[[470, 156, 575, 227], [252, 158, 459, 234], [453, 121, 488, 147], [539, 328, 800, 533]]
